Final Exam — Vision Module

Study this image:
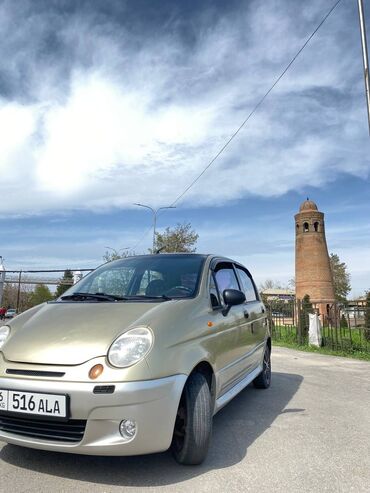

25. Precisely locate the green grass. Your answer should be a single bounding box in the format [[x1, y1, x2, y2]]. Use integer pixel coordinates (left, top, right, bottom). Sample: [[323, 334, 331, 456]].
[[272, 325, 370, 362], [273, 339, 370, 361]]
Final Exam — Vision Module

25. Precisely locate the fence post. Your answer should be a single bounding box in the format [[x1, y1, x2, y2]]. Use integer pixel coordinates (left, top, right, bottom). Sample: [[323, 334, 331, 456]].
[[297, 299, 302, 344], [16, 271, 22, 313], [333, 303, 340, 350]]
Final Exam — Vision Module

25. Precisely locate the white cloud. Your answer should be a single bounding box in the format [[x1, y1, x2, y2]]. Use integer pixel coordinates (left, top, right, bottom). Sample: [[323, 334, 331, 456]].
[[0, 102, 37, 184], [0, 0, 368, 216]]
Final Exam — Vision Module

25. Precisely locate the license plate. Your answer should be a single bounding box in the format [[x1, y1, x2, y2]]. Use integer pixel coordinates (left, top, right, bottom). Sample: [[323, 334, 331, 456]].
[[0, 389, 67, 418]]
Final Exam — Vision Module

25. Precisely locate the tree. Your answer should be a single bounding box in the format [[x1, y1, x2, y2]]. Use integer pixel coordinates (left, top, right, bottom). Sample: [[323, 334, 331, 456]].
[[103, 249, 134, 263], [330, 253, 351, 303], [340, 314, 348, 329], [153, 222, 199, 253], [259, 279, 283, 291], [300, 294, 314, 336], [2, 282, 33, 312], [30, 284, 53, 307], [55, 270, 74, 298], [365, 290, 370, 342], [259, 278, 295, 293], [287, 277, 295, 290], [259, 279, 294, 307]]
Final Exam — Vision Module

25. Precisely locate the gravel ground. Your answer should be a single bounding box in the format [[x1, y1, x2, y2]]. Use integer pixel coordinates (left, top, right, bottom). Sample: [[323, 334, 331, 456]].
[[0, 346, 369, 493]]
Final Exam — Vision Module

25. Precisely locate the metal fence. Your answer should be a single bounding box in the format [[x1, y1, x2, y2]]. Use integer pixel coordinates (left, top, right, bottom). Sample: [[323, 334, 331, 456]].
[[0, 268, 94, 313], [265, 299, 370, 353]]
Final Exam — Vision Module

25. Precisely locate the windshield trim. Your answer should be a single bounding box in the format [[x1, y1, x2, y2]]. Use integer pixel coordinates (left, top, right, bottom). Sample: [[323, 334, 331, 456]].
[[55, 255, 207, 303]]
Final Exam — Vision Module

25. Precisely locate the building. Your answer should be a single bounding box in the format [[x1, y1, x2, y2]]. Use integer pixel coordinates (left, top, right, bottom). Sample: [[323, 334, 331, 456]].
[[261, 288, 295, 302], [295, 199, 335, 318]]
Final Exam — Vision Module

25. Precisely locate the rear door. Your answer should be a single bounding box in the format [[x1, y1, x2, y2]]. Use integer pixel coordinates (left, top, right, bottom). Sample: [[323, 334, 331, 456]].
[[234, 265, 266, 371]]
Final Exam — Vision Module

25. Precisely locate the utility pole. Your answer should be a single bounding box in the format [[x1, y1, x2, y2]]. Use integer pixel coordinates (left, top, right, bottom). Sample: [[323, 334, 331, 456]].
[[357, 0, 370, 134], [0, 257, 5, 306], [134, 204, 176, 252]]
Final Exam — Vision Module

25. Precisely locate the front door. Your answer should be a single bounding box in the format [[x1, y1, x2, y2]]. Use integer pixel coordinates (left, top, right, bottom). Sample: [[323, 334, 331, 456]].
[[210, 262, 250, 395], [235, 266, 266, 370]]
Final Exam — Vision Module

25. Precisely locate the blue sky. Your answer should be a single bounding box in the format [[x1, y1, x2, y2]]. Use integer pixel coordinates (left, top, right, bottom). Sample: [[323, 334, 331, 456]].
[[0, 0, 369, 296]]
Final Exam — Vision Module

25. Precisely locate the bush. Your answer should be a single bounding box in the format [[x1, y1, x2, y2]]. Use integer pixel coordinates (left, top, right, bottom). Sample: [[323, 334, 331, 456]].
[[340, 314, 348, 329], [364, 291, 370, 342], [300, 294, 313, 336]]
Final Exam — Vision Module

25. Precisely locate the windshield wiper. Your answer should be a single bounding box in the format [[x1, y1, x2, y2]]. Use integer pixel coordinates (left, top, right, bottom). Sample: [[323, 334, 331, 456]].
[[124, 294, 172, 301], [61, 292, 128, 302]]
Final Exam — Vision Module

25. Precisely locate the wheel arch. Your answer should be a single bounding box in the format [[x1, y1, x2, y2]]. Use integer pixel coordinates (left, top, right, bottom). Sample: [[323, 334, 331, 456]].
[[186, 360, 216, 410]]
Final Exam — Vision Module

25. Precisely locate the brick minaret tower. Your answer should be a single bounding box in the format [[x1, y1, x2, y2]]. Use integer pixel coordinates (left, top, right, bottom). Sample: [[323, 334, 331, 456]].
[[295, 199, 335, 314]]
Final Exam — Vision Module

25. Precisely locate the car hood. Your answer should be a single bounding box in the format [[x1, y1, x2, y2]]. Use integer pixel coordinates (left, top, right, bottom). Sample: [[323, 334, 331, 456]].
[[3, 301, 165, 365]]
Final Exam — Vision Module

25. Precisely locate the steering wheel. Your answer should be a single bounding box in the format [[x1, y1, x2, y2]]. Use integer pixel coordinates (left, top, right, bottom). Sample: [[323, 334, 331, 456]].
[[165, 286, 193, 296]]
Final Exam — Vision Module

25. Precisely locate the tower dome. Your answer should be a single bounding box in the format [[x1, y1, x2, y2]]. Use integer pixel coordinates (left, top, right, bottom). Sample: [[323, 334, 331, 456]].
[[299, 199, 318, 212]]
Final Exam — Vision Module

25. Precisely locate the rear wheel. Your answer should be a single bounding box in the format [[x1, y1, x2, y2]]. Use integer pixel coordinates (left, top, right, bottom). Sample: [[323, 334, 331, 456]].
[[253, 345, 271, 389], [171, 372, 212, 465]]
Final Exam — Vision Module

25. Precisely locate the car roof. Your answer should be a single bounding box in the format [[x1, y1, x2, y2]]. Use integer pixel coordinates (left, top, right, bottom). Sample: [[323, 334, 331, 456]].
[[125, 253, 209, 259], [108, 253, 245, 264], [105, 254, 249, 272]]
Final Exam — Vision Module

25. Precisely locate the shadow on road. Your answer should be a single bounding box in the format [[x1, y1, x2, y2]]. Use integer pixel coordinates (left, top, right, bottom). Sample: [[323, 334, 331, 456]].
[[0, 372, 303, 487]]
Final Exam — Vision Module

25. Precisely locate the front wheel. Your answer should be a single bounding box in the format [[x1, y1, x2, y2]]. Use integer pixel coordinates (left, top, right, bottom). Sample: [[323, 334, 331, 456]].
[[253, 345, 271, 389], [171, 372, 212, 465]]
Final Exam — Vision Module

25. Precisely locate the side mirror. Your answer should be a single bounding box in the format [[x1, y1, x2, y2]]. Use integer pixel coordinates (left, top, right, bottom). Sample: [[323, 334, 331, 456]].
[[222, 289, 246, 316]]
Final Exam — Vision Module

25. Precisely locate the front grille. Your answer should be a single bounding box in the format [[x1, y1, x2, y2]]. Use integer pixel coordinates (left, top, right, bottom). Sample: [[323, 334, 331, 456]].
[[0, 414, 86, 442], [6, 369, 65, 378]]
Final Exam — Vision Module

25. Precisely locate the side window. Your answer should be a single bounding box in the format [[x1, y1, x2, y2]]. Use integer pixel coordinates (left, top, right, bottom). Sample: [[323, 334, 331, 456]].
[[236, 267, 257, 302], [209, 273, 221, 308], [214, 264, 240, 304]]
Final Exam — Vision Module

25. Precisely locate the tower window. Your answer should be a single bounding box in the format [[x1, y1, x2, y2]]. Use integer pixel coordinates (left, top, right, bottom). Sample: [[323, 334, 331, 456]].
[[296, 223, 299, 230], [303, 222, 309, 232], [314, 222, 319, 232]]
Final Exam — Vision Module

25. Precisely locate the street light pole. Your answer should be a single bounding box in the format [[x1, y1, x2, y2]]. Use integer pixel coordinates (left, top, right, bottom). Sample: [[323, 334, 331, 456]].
[[104, 246, 130, 255], [357, 0, 370, 135], [134, 204, 176, 252], [104, 246, 131, 260]]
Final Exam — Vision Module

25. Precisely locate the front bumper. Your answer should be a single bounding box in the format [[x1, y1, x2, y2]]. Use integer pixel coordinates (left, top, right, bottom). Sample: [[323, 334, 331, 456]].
[[0, 374, 187, 455]]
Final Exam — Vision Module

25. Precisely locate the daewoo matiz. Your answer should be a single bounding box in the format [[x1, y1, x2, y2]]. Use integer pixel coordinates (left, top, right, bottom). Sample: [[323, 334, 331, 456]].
[[0, 254, 271, 465]]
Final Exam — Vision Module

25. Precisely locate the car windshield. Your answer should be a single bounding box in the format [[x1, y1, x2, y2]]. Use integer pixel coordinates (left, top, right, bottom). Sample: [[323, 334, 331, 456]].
[[59, 255, 206, 301]]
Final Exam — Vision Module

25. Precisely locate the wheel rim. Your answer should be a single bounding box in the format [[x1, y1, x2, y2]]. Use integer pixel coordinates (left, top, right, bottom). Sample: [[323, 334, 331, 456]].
[[264, 349, 271, 385]]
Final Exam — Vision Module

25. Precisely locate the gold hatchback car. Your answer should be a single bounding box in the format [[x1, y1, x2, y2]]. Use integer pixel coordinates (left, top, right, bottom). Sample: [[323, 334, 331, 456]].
[[0, 254, 271, 464]]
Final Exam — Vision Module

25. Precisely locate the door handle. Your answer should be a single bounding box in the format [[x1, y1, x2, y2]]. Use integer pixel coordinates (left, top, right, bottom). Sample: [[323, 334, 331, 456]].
[[244, 310, 249, 319]]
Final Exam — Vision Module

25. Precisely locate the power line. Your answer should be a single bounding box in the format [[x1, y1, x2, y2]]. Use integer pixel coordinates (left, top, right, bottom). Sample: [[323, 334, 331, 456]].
[[133, 0, 343, 250], [169, 0, 343, 206], [131, 223, 154, 252]]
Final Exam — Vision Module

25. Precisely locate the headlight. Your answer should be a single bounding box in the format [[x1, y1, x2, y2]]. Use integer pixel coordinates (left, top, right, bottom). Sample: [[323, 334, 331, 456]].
[[108, 327, 153, 368], [0, 326, 10, 349]]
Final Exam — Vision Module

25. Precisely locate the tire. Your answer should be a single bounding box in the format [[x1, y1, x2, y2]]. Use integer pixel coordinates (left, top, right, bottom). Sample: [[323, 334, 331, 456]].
[[171, 372, 212, 465], [253, 345, 271, 389]]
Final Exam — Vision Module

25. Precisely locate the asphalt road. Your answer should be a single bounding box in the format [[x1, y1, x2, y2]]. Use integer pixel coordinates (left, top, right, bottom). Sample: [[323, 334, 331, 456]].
[[0, 346, 369, 493]]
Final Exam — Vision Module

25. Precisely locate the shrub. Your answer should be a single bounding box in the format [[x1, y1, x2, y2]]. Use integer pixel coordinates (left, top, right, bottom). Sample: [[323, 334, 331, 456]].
[[364, 291, 370, 342]]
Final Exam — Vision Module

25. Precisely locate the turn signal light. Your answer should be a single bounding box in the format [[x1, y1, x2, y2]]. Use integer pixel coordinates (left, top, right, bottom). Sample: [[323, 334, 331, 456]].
[[89, 364, 104, 380]]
